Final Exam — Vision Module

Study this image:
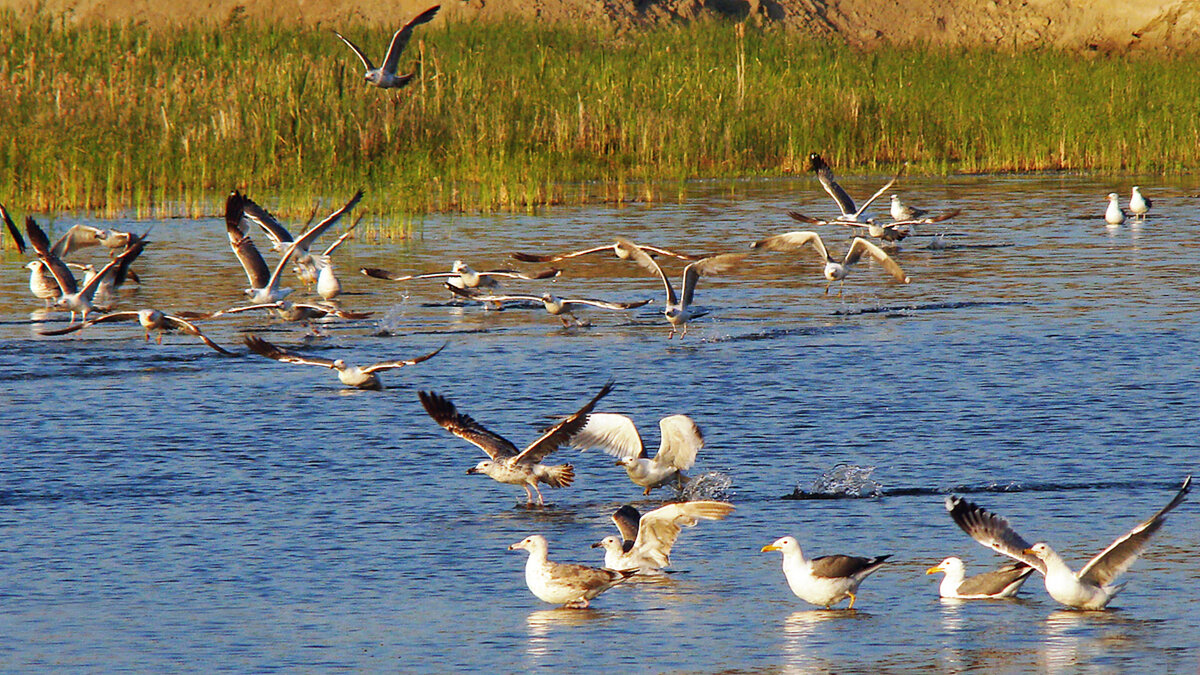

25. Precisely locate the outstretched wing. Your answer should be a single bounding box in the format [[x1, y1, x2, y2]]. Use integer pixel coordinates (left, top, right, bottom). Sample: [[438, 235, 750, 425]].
[[240, 195, 294, 251], [945, 495, 1046, 574], [26, 217, 78, 295], [360, 267, 448, 282], [680, 253, 747, 307], [844, 237, 910, 283], [569, 412, 646, 459], [362, 342, 448, 373], [810, 154, 856, 217], [640, 244, 702, 261], [513, 380, 616, 465], [417, 390, 519, 460], [225, 192, 272, 289], [381, 5, 441, 75], [562, 297, 652, 311], [852, 165, 905, 219], [786, 211, 829, 226], [161, 315, 236, 356], [611, 505, 642, 543], [1078, 475, 1191, 587], [477, 268, 561, 280], [653, 414, 703, 470], [633, 501, 735, 568], [616, 237, 676, 306], [37, 310, 140, 336], [511, 245, 613, 263], [335, 31, 375, 71], [445, 284, 538, 304], [244, 334, 338, 368], [1, 203, 24, 253], [751, 230, 830, 263]]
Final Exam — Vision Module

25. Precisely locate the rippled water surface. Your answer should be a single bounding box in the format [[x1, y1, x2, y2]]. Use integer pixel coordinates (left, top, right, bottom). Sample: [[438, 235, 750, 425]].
[[1, 176, 1198, 673]]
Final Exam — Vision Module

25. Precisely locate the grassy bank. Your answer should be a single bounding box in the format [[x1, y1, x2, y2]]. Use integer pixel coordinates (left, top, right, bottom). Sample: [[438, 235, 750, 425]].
[[1, 12, 1198, 221]]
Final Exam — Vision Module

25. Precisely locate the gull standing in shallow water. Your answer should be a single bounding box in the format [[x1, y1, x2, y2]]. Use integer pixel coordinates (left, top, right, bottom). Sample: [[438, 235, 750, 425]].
[[1129, 186, 1152, 220], [926, 557, 1035, 599], [762, 536, 890, 609], [617, 237, 747, 339], [509, 535, 636, 608], [751, 231, 909, 295], [335, 5, 440, 89], [418, 381, 614, 505], [593, 501, 734, 573], [945, 475, 1191, 610], [1104, 193, 1126, 226], [569, 412, 705, 493], [39, 309, 235, 355], [244, 334, 444, 390]]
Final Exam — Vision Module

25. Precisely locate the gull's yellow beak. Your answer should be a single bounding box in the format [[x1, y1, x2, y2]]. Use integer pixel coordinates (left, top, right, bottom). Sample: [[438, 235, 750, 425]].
[[925, 565, 944, 575], [1022, 548, 1036, 556], [761, 544, 781, 553]]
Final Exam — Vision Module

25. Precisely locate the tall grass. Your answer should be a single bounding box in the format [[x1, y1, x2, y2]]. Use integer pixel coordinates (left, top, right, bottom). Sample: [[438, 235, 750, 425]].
[[1, 11, 1198, 221]]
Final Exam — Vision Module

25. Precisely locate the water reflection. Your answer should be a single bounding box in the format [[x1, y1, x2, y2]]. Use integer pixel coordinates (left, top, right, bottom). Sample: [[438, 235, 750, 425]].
[[524, 608, 609, 667], [780, 609, 864, 674]]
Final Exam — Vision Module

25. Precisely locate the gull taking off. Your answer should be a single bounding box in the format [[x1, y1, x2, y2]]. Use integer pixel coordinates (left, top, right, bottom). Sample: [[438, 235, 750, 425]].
[[445, 285, 651, 327], [418, 381, 614, 505], [335, 5, 440, 89], [361, 260, 560, 291], [789, 209, 962, 244], [244, 334, 443, 390], [762, 536, 890, 609], [511, 239, 700, 264], [945, 475, 1191, 610], [752, 231, 909, 295], [618, 237, 747, 339], [889, 194, 928, 221], [26, 217, 143, 323], [925, 557, 1035, 599], [570, 412, 705, 494], [804, 153, 902, 224], [593, 501, 734, 573], [1104, 193, 1126, 226], [509, 535, 636, 608], [240, 191, 363, 287], [1129, 186, 1152, 220], [39, 309, 235, 355]]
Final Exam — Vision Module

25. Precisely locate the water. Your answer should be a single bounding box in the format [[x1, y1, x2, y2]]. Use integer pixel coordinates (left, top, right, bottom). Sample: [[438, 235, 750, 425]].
[[1, 175, 1197, 672]]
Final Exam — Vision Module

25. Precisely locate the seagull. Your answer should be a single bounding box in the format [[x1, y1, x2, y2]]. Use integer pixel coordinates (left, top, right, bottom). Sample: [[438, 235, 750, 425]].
[[362, 259, 560, 289], [889, 194, 928, 221], [1104, 193, 1126, 226], [4, 205, 62, 305], [945, 475, 1191, 610], [239, 190, 363, 287], [244, 334, 443, 390], [417, 381, 614, 505], [38, 309, 235, 355], [751, 231, 909, 295], [335, 5, 440, 89], [592, 501, 734, 573], [313, 223, 359, 301], [445, 285, 651, 327], [789, 209, 962, 243], [25, 217, 141, 323], [762, 536, 890, 609], [509, 534, 636, 608], [569, 413, 705, 494], [806, 153, 903, 224], [617, 237, 747, 339], [197, 301, 372, 325], [49, 224, 134, 259], [1129, 186, 1152, 220], [511, 239, 700, 264], [925, 557, 1035, 599]]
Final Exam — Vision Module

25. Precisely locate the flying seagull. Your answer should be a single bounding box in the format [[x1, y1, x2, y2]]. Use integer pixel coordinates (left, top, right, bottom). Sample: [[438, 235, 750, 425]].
[[1129, 186, 1152, 220], [335, 5, 440, 89], [38, 309, 235, 355], [752, 231, 909, 295], [617, 237, 747, 339], [1104, 193, 1126, 226], [794, 208, 963, 243], [239, 190, 363, 287], [509, 534, 636, 608], [49, 224, 135, 259], [925, 557, 1035, 600], [762, 536, 890, 609], [417, 381, 614, 505], [569, 412, 705, 494], [244, 334, 444, 390], [593, 501, 734, 573], [511, 239, 700, 264], [805, 153, 903, 224], [445, 285, 651, 327], [945, 475, 1191, 610], [26, 217, 143, 323], [361, 260, 560, 290]]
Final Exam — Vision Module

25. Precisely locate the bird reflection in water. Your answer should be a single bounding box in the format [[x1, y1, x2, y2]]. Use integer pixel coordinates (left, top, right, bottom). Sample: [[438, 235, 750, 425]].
[[524, 608, 610, 667]]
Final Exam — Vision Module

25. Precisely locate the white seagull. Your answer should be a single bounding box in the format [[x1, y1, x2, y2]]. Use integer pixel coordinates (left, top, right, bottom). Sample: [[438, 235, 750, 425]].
[[945, 475, 1191, 610], [335, 5, 440, 89], [569, 412, 705, 494], [1129, 186, 1152, 220], [239, 190, 362, 287], [751, 231, 910, 295], [889, 194, 928, 221], [38, 309, 235, 355], [617, 237, 747, 339], [1104, 193, 1126, 226], [509, 535, 636, 608], [803, 153, 903, 224], [789, 209, 962, 243], [445, 285, 651, 327], [418, 381, 614, 505], [361, 260, 560, 292], [592, 501, 734, 573], [244, 334, 443, 390], [925, 557, 1035, 599], [762, 536, 890, 609], [511, 239, 700, 264], [25, 217, 142, 323]]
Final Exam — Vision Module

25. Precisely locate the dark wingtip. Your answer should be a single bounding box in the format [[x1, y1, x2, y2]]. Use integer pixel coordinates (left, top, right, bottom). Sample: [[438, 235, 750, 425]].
[[224, 190, 245, 226]]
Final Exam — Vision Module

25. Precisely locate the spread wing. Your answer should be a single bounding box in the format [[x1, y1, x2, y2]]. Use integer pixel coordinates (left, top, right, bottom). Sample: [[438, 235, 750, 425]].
[[852, 165, 905, 219], [264, 190, 363, 292], [512, 380, 616, 465], [611, 505, 642, 543], [641, 244, 701, 261], [361, 342, 447, 373], [160, 315, 235, 355], [680, 253, 747, 308], [632, 501, 735, 568], [244, 334, 339, 368], [417, 390, 519, 460], [2, 203, 24, 253], [240, 195, 294, 251], [37, 310, 141, 336], [381, 4, 440, 75], [360, 267, 450, 281], [568, 412, 645, 459], [50, 224, 105, 259], [561, 297, 651, 311], [786, 211, 830, 226], [444, 285, 538, 304], [1078, 475, 1191, 587], [811, 157, 856, 217], [335, 31, 375, 71], [844, 237, 910, 283], [945, 495, 1046, 574], [510, 245, 613, 263], [653, 415, 703, 470], [890, 208, 963, 227], [224, 192, 271, 289], [751, 230, 830, 263], [809, 554, 890, 579], [477, 268, 561, 280], [956, 562, 1035, 597], [26, 217, 78, 295]]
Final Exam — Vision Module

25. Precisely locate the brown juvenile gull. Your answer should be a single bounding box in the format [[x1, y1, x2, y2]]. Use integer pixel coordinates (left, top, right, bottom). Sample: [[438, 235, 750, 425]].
[[592, 501, 734, 573], [244, 334, 444, 390], [617, 237, 747, 339], [803, 153, 903, 224], [762, 536, 890, 609], [751, 231, 909, 295], [38, 309, 235, 355], [569, 413, 704, 494], [335, 5, 440, 89], [511, 239, 700, 264], [945, 475, 1191, 610], [445, 285, 651, 327], [925, 557, 1035, 599], [417, 381, 614, 505], [509, 534, 636, 608]]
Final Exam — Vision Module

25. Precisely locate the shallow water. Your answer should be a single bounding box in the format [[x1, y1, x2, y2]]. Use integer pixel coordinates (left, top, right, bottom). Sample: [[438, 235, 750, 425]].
[[1, 175, 1198, 673]]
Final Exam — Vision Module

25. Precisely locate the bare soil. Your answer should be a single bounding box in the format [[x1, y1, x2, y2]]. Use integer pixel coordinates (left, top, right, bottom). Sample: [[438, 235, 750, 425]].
[[4, 0, 1200, 52]]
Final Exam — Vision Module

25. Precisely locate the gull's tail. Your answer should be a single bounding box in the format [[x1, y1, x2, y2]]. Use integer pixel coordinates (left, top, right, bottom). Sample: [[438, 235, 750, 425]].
[[536, 463, 575, 488]]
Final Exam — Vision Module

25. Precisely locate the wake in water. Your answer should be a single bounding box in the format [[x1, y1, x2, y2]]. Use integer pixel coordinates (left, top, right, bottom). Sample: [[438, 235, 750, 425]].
[[681, 471, 734, 501], [789, 464, 883, 499]]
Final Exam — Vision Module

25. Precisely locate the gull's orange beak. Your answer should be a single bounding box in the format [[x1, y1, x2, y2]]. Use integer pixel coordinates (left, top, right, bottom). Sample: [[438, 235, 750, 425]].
[[1022, 549, 1037, 556], [761, 544, 781, 553]]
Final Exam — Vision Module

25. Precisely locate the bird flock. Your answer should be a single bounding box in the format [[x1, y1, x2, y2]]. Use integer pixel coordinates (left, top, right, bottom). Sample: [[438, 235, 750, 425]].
[[2, 4, 1184, 615]]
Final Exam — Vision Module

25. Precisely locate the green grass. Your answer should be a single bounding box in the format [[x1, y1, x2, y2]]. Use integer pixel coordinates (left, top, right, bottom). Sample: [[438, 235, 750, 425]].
[[1, 12, 1199, 223]]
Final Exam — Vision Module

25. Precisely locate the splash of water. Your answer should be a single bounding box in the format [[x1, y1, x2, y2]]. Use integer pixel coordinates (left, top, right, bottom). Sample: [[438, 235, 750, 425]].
[[376, 294, 412, 335], [681, 470, 733, 501], [800, 464, 883, 498]]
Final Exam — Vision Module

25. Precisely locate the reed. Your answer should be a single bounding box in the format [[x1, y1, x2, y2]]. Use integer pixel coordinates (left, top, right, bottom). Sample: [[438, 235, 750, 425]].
[[1, 11, 1198, 224]]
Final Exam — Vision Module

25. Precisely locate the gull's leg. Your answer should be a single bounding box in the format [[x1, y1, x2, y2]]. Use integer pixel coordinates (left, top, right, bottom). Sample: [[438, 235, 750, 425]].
[[522, 484, 534, 504], [681, 324, 689, 338], [532, 482, 546, 506], [824, 282, 831, 295], [156, 332, 163, 344], [847, 592, 856, 610], [643, 485, 652, 496], [559, 315, 571, 328], [666, 327, 676, 339]]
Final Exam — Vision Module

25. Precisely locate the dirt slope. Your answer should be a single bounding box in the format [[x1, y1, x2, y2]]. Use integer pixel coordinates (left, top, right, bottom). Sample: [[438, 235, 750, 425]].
[[4, 0, 1200, 52]]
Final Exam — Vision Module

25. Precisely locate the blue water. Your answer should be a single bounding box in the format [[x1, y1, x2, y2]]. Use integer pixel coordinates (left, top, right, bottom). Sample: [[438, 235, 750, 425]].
[[1, 175, 1197, 672]]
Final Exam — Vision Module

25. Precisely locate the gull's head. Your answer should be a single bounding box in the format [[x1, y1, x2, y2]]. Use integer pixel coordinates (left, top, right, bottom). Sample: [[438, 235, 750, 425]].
[[1107, 192, 1119, 202], [24, 260, 42, 271], [1132, 186, 1141, 193], [467, 459, 493, 475], [890, 194, 900, 203], [761, 536, 798, 554], [806, 152, 825, 171], [1023, 543, 1052, 559], [509, 534, 546, 553], [451, 260, 468, 273], [331, 359, 348, 370], [592, 536, 623, 552], [615, 456, 636, 468], [926, 556, 963, 576]]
